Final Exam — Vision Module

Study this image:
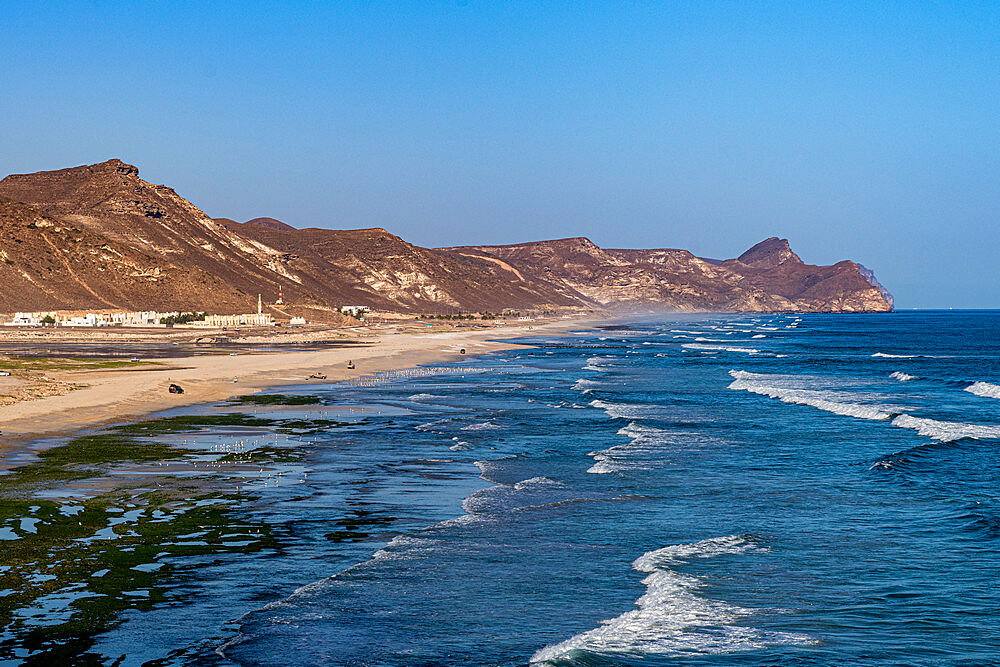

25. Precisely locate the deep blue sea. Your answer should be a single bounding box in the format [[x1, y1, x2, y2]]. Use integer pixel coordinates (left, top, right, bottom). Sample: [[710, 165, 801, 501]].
[[90, 312, 1000, 665]]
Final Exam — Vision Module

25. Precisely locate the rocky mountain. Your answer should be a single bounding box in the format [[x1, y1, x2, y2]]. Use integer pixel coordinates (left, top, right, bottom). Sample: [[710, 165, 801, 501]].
[[442, 236, 892, 312], [218, 220, 582, 313], [0, 159, 892, 316]]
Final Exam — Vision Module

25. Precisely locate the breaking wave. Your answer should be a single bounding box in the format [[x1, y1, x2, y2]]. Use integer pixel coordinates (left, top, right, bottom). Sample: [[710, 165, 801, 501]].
[[684, 343, 763, 355], [587, 422, 705, 474], [461, 421, 504, 431], [589, 399, 668, 421], [572, 378, 601, 393], [890, 414, 1000, 442], [416, 418, 455, 431], [582, 356, 612, 372], [730, 372, 1000, 443], [890, 371, 917, 382], [530, 535, 813, 663], [727, 370, 897, 421], [408, 393, 442, 402], [965, 381, 1000, 400]]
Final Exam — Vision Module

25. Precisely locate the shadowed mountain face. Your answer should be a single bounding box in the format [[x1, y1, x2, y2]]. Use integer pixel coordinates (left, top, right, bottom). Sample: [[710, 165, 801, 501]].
[[0, 160, 892, 315]]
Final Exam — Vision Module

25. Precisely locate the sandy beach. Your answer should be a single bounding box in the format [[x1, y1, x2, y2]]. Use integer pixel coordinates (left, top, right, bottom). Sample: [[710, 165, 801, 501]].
[[0, 318, 594, 443]]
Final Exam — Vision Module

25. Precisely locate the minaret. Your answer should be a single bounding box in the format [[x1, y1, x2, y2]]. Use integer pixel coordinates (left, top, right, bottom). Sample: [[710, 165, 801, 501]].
[[257, 293, 262, 316], [276, 285, 284, 305]]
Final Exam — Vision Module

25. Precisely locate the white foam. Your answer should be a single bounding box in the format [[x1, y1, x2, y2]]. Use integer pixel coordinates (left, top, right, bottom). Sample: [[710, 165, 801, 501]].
[[872, 352, 917, 359], [683, 343, 762, 355], [416, 418, 453, 432], [965, 381, 1000, 400], [727, 370, 895, 420], [408, 393, 441, 401], [460, 421, 504, 431], [572, 378, 601, 393], [461, 475, 566, 515], [370, 535, 441, 563], [891, 414, 1000, 442], [448, 438, 472, 451], [583, 356, 611, 371], [547, 401, 588, 409], [589, 399, 666, 420], [587, 422, 700, 474], [890, 371, 917, 382], [513, 476, 564, 491], [752, 334, 766, 339], [530, 535, 813, 663]]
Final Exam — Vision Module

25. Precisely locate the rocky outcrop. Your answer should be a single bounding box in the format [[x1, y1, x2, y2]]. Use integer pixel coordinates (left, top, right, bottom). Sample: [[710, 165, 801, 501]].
[[0, 160, 893, 315], [735, 237, 801, 268]]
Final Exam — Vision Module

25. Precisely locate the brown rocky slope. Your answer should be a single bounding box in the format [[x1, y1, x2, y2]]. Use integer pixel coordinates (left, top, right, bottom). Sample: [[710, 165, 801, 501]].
[[440, 236, 892, 312], [0, 160, 892, 315]]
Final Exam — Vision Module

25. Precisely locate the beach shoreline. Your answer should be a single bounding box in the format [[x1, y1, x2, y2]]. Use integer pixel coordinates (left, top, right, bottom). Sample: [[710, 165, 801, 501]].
[[0, 316, 603, 448]]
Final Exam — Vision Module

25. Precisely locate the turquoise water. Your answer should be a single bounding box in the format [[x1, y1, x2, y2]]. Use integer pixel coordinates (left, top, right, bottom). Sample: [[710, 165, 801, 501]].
[[11, 312, 1000, 664]]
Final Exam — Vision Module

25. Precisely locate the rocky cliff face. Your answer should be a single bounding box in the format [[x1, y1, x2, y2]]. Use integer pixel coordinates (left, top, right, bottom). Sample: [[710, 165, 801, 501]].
[[443, 236, 893, 313], [0, 160, 893, 315]]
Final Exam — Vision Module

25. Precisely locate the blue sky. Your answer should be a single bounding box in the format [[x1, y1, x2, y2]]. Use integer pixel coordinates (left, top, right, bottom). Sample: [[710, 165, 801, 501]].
[[2, 1, 998, 308]]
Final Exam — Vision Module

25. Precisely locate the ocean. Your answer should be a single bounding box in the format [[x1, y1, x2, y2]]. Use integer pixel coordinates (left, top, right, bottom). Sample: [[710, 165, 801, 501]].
[[8, 312, 1000, 665]]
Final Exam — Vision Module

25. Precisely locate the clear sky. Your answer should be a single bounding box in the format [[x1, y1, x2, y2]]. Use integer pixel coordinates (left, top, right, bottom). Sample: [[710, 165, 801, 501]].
[[2, 2, 998, 308]]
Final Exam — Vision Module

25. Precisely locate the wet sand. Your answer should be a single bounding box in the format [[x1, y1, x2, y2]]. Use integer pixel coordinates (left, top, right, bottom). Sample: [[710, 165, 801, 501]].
[[0, 319, 594, 443]]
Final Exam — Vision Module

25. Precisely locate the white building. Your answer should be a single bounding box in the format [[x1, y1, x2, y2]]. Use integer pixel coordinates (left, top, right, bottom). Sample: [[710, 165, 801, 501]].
[[3, 312, 48, 326], [192, 313, 273, 328]]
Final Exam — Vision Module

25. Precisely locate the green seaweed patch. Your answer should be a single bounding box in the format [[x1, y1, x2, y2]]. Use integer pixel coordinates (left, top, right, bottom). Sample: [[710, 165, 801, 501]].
[[218, 445, 306, 464], [3, 435, 186, 489], [111, 413, 275, 435], [0, 357, 162, 372], [274, 418, 361, 435], [0, 489, 277, 664], [230, 393, 322, 406], [276, 418, 351, 429]]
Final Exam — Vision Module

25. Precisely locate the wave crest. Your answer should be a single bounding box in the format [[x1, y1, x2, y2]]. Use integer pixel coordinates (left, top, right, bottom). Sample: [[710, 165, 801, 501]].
[[965, 381, 1000, 399], [530, 535, 813, 663], [727, 370, 895, 421], [891, 414, 1000, 442]]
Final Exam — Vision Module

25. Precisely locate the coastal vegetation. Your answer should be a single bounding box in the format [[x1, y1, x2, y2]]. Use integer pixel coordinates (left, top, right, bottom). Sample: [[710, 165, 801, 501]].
[[0, 408, 362, 663], [419, 311, 522, 320], [158, 311, 206, 325], [0, 356, 158, 372], [230, 393, 323, 406]]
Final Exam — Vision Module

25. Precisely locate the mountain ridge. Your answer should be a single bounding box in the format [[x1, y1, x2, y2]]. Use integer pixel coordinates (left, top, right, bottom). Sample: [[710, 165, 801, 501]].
[[0, 160, 893, 316]]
